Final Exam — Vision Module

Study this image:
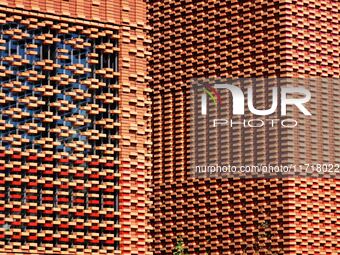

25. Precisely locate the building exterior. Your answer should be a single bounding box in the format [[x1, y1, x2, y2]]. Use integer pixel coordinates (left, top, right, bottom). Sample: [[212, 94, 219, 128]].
[[0, 0, 338, 255], [150, 0, 339, 254], [0, 1, 151, 255]]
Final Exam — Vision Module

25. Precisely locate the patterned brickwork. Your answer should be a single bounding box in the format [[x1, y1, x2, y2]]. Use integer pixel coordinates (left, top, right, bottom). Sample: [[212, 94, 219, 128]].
[[119, 3, 152, 255], [0, 10, 120, 255], [150, 1, 289, 254], [0, 0, 338, 254], [288, 0, 339, 77], [0, 0, 120, 25], [0, 0, 147, 27], [149, 0, 339, 254], [286, 1, 340, 254], [0, 2, 151, 255]]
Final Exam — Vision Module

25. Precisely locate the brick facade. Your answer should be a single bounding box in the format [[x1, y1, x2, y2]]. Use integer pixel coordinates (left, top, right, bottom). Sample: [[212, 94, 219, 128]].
[[150, 0, 339, 254], [0, 1, 151, 255], [0, 0, 338, 254]]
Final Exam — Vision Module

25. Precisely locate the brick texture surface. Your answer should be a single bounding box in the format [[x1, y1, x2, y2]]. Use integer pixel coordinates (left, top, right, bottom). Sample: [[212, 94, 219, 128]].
[[0, 0, 145, 26], [0, 0, 338, 254], [285, 1, 339, 254], [0, 1, 151, 255], [149, 0, 339, 254]]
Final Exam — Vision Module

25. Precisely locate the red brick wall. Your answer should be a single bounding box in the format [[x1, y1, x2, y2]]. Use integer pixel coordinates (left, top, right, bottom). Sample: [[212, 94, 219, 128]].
[[285, 1, 339, 254], [149, 0, 339, 254], [0, 1, 151, 255]]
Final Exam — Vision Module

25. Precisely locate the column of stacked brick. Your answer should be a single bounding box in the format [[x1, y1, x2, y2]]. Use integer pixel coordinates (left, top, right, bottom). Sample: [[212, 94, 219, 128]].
[[285, 1, 340, 254], [119, 0, 153, 254]]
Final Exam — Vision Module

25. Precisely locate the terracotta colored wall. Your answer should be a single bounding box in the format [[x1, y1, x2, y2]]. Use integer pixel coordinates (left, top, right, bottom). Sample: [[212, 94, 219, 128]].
[[0, 1, 151, 255], [286, 1, 339, 254], [119, 4, 152, 255], [149, 0, 339, 254], [0, 0, 148, 26], [150, 0, 289, 254]]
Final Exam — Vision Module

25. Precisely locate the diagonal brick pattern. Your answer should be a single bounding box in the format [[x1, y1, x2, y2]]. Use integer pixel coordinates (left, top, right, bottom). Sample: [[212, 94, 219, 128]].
[[149, 0, 339, 254]]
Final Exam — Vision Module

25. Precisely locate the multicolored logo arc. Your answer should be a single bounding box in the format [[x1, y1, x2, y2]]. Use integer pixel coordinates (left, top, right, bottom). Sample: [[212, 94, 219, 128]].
[[203, 84, 222, 107]]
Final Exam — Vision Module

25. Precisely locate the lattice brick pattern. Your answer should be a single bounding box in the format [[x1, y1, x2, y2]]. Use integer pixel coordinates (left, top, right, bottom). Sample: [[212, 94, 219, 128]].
[[0, 12, 120, 255], [149, 0, 339, 254], [287, 1, 340, 254], [149, 0, 288, 254]]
